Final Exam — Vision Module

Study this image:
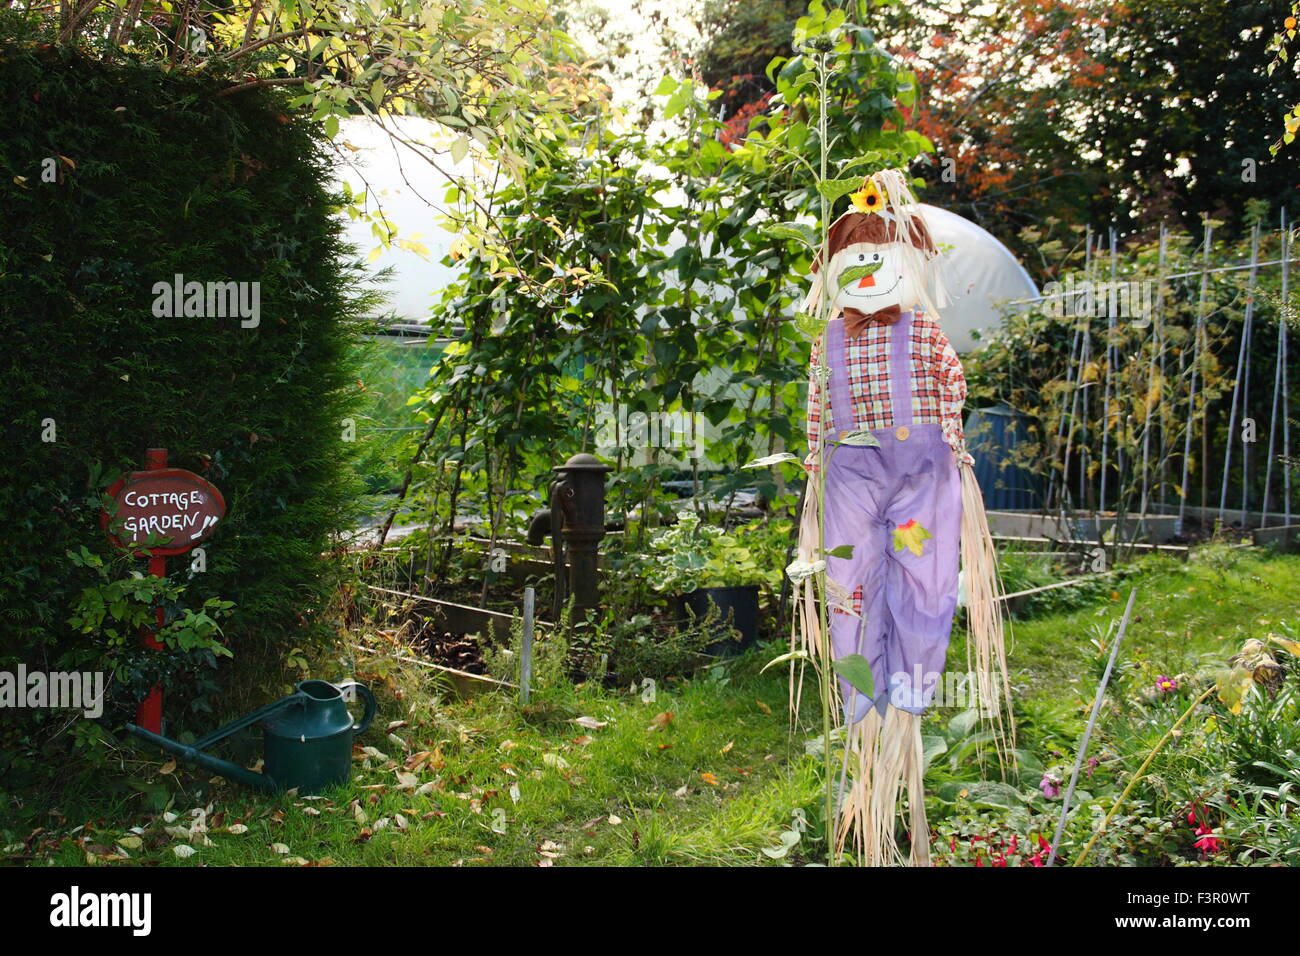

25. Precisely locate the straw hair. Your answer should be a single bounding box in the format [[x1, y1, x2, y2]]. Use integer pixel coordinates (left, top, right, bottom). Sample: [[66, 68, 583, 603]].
[[803, 168, 949, 321]]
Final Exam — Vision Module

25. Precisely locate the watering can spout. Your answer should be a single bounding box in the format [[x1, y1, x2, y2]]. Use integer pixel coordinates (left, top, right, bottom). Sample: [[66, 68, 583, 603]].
[[125, 679, 376, 795], [125, 723, 280, 792]]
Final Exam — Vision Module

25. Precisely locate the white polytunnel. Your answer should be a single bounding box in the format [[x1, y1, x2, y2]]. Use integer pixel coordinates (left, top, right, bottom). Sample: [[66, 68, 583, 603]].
[[920, 203, 1039, 353]]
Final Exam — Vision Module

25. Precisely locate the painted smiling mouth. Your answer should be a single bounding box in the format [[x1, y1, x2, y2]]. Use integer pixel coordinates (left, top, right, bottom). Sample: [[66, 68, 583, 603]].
[[845, 275, 901, 298]]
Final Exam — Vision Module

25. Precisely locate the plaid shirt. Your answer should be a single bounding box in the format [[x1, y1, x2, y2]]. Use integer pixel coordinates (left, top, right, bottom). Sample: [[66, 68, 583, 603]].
[[805, 310, 971, 471]]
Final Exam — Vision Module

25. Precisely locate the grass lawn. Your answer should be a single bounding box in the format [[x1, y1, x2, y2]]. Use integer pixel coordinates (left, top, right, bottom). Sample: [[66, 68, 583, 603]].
[[6, 546, 1299, 867]]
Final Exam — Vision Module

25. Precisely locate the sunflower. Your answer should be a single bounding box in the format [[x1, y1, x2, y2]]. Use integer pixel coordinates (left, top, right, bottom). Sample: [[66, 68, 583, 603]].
[[849, 180, 886, 214]]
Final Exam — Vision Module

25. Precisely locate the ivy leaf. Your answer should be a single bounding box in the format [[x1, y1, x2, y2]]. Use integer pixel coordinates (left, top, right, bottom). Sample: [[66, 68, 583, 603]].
[[795, 310, 824, 336], [785, 559, 825, 583], [742, 452, 799, 469], [817, 176, 867, 201], [760, 650, 813, 673], [832, 428, 880, 447], [760, 222, 818, 248], [833, 654, 875, 699]]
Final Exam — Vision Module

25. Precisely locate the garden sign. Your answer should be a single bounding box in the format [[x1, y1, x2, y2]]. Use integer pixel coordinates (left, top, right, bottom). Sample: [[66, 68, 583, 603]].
[[102, 466, 226, 555], [101, 449, 225, 733]]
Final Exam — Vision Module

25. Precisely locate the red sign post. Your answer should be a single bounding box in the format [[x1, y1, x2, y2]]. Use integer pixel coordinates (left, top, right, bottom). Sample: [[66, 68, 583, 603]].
[[102, 449, 226, 733]]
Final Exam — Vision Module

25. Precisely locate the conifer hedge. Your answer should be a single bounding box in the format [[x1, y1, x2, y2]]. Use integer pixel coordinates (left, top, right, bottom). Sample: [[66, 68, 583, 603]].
[[0, 41, 371, 781]]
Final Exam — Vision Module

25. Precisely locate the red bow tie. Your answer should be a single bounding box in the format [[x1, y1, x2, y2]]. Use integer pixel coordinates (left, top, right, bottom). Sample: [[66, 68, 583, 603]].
[[843, 304, 902, 337]]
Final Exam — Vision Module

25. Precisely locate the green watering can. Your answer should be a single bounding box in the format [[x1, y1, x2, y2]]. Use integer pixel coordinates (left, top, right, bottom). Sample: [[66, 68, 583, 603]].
[[126, 679, 376, 795]]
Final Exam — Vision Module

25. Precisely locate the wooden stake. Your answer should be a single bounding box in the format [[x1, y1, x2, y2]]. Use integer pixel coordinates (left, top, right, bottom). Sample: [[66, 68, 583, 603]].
[[520, 586, 534, 706]]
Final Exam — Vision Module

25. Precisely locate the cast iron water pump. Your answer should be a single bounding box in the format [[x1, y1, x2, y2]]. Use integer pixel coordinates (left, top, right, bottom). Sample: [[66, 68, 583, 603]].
[[549, 453, 612, 622]]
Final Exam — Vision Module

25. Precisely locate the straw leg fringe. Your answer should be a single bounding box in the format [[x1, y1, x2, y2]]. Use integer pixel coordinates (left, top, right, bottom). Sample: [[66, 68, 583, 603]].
[[958, 463, 1016, 766], [835, 707, 930, 866]]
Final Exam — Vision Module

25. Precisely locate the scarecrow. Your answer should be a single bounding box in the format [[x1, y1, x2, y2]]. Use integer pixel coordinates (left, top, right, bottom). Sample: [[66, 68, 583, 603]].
[[792, 168, 1012, 866]]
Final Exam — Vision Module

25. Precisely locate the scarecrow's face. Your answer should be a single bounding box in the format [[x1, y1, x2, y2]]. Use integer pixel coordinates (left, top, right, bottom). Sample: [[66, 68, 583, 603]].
[[827, 240, 918, 314]]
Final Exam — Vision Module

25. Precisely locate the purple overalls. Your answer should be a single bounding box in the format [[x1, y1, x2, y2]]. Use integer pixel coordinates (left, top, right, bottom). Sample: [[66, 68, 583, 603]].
[[822, 312, 963, 724]]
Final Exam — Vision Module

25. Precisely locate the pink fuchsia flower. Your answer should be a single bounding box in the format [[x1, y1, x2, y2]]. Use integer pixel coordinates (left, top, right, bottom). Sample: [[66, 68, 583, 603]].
[[1155, 675, 1178, 694], [1039, 773, 1062, 799], [1186, 804, 1223, 856], [1086, 756, 1099, 777], [1193, 822, 1222, 856]]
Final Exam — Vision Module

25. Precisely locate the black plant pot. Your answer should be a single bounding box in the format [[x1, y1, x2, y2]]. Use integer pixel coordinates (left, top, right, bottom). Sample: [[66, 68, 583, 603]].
[[676, 585, 761, 656]]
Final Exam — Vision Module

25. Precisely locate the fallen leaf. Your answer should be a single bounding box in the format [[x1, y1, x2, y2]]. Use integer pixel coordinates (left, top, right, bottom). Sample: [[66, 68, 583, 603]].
[[572, 716, 607, 730], [270, 843, 290, 854], [700, 772, 721, 786], [647, 712, 674, 732], [173, 845, 196, 859]]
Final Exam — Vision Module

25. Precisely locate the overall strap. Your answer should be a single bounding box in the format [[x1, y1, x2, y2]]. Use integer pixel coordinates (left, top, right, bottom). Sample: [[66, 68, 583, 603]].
[[826, 317, 855, 435], [888, 310, 915, 427]]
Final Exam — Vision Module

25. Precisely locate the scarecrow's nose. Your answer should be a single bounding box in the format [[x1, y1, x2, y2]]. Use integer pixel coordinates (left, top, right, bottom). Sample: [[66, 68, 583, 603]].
[[858, 275, 876, 288]]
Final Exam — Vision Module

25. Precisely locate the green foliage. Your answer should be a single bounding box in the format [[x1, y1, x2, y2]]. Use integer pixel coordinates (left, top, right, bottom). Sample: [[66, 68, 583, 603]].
[[643, 511, 726, 594], [593, 607, 731, 684], [995, 550, 1118, 618], [65, 546, 234, 661], [0, 42, 374, 780], [395, 1, 933, 580]]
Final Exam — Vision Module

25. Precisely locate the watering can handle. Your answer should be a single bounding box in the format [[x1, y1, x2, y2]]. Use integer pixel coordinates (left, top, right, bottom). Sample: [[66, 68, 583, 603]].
[[336, 682, 376, 735]]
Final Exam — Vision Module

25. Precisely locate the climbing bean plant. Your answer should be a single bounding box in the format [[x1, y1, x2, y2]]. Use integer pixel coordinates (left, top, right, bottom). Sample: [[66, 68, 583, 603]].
[[393, 0, 934, 577]]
